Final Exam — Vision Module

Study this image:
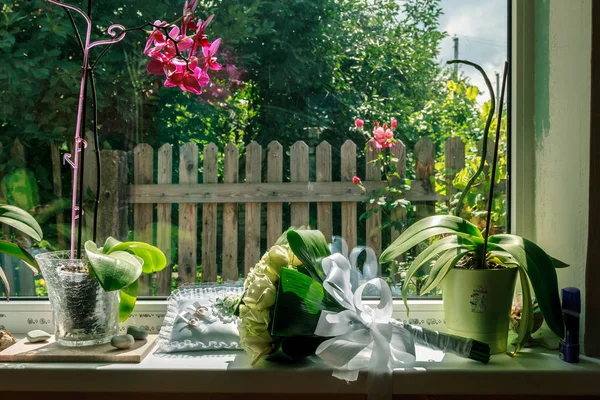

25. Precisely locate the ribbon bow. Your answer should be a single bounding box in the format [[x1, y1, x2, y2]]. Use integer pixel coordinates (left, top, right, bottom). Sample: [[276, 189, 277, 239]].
[[314, 253, 416, 383]]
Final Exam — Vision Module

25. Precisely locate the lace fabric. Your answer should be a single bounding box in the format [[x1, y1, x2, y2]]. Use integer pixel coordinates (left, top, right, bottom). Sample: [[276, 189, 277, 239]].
[[156, 283, 244, 353]]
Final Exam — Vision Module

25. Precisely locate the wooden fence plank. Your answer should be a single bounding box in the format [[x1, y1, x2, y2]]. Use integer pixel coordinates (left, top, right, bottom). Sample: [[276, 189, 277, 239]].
[[445, 137, 465, 198], [341, 140, 357, 250], [128, 181, 443, 204], [50, 143, 66, 251], [415, 138, 435, 220], [12, 139, 33, 296], [1, 223, 14, 297], [134, 144, 154, 295], [267, 141, 283, 246], [202, 143, 218, 283], [290, 141, 309, 228], [156, 144, 173, 295], [178, 142, 198, 286], [365, 141, 382, 266], [390, 140, 407, 242], [97, 150, 128, 243], [244, 142, 262, 275], [222, 143, 239, 282], [316, 141, 332, 242]]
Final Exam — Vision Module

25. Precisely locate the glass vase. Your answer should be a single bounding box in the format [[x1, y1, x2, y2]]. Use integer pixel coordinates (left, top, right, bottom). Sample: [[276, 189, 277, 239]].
[[36, 251, 119, 347]]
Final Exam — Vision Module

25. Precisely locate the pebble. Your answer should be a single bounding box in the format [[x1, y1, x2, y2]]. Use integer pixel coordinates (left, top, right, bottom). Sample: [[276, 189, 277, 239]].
[[111, 334, 135, 350], [26, 330, 51, 343], [127, 326, 148, 340]]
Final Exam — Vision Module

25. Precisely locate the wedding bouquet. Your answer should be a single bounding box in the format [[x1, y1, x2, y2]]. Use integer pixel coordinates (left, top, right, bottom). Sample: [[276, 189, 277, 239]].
[[237, 228, 490, 380]]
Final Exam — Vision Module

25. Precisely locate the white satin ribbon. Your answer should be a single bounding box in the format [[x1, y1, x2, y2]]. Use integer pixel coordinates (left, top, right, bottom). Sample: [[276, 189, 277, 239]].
[[315, 254, 416, 385]]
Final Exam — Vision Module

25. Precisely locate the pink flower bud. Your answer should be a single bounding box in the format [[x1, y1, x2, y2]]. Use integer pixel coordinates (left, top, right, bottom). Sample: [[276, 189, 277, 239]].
[[354, 118, 364, 128], [391, 118, 397, 129], [352, 176, 362, 184]]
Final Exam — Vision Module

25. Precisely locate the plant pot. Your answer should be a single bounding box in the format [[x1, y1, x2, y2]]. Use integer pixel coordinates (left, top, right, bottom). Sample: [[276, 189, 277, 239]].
[[36, 251, 119, 347], [441, 267, 517, 354]]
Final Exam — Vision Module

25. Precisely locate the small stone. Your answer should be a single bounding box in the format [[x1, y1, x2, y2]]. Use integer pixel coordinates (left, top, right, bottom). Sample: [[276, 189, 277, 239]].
[[127, 326, 148, 340], [111, 334, 135, 350], [0, 330, 17, 351], [26, 330, 51, 343]]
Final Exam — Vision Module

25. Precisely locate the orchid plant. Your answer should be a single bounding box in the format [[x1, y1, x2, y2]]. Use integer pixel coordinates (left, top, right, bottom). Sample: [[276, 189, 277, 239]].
[[46, 0, 222, 320], [353, 118, 410, 233]]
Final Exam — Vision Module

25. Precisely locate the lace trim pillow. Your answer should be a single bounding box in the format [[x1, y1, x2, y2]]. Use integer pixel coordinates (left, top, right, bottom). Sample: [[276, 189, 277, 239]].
[[156, 284, 244, 353]]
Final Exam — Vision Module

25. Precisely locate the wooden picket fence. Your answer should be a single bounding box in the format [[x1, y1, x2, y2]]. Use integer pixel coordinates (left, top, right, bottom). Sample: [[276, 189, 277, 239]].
[[1, 136, 473, 296]]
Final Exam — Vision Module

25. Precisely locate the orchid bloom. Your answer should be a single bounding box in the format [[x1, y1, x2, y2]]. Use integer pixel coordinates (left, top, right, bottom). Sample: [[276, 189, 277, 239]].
[[202, 38, 223, 71], [143, 6, 221, 96]]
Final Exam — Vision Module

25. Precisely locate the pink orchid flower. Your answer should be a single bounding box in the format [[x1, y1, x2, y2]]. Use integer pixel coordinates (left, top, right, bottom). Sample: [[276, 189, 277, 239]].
[[144, 20, 169, 55], [191, 15, 215, 55], [164, 59, 210, 95], [202, 38, 223, 71], [182, 0, 199, 35]]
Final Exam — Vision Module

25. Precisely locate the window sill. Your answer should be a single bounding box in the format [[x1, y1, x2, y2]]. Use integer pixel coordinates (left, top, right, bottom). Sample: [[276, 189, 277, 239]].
[[0, 299, 445, 334], [0, 345, 599, 396]]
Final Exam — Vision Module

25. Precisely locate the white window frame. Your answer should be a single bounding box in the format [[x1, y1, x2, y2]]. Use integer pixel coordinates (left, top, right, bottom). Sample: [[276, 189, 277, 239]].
[[0, 0, 529, 334]]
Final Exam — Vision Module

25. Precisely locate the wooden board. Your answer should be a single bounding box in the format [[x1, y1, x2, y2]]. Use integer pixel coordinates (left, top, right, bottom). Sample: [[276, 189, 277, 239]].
[[0, 335, 157, 363]]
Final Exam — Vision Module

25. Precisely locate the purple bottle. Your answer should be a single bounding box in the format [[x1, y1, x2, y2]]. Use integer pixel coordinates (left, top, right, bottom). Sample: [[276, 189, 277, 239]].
[[559, 287, 580, 363]]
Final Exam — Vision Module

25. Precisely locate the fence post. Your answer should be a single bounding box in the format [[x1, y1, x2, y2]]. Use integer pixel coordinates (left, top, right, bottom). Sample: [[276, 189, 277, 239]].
[[415, 137, 435, 220], [316, 141, 332, 242], [97, 150, 128, 243], [290, 141, 309, 227], [267, 141, 283, 247], [0, 143, 14, 297], [244, 141, 262, 276], [341, 140, 357, 250], [178, 142, 199, 285], [222, 143, 239, 282], [445, 137, 466, 198], [366, 141, 382, 265], [156, 144, 173, 295], [390, 140, 407, 281], [202, 143, 218, 283], [134, 144, 154, 295]]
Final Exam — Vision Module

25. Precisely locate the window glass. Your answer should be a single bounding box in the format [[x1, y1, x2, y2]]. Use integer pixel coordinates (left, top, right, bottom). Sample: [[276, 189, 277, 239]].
[[0, 0, 507, 298]]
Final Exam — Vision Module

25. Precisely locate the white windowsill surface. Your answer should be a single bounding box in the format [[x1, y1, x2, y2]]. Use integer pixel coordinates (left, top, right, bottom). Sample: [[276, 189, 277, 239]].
[[0, 344, 599, 396]]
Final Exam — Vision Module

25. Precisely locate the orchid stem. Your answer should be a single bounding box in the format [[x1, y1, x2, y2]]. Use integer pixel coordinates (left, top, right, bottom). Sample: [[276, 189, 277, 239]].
[[482, 61, 509, 265]]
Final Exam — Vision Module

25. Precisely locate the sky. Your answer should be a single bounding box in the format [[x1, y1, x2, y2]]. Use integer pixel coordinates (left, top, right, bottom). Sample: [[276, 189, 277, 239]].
[[436, 0, 508, 103]]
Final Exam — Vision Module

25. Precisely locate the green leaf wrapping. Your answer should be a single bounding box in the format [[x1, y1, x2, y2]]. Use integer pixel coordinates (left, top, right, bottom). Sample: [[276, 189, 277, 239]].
[[0, 204, 43, 242], [119, 280, 138, 322], [271, 268, 343, 337], [286, 230, 331, 282], [85, 241, 143, 292], [488, 234, 565, 339], [380, 215, 482, 263]]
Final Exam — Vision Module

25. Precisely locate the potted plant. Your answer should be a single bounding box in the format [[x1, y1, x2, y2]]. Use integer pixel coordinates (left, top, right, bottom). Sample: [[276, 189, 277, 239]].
[[380, 61, 567, 354], [37, 0, 222, 346]]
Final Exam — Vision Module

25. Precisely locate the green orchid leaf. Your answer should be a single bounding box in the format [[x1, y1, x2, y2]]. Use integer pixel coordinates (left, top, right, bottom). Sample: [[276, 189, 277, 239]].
[[286, 229, 330, 282], [488, 234, 564, 338], [0, 266, 9, 300], [0, 204, 43, 242], [420, 248, 472, 295], [119, 280, 138, 322], [380, 215, 482, 263], [0, 240, 39, 275], [106, 241, 167, 274], [85, 241, 143, 292], [486, 250, 519, 266], [511, 268, 534, 355], [401, 235, 475, 310], [550, 256, 569, 269], [102, 236, 122, 254]]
